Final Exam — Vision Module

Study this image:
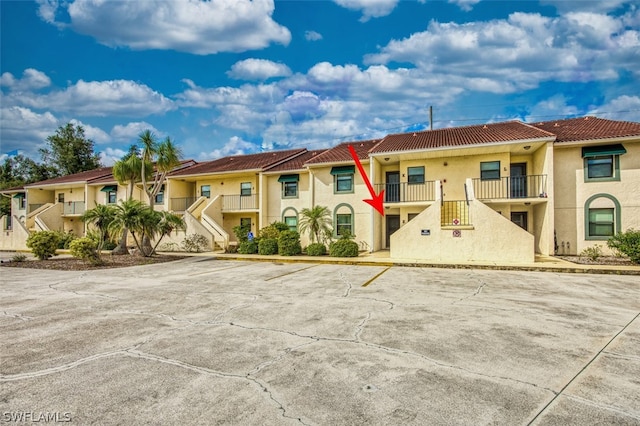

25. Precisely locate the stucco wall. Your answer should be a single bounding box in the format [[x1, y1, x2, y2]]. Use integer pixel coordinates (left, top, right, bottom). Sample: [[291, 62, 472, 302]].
[[0, 216, 29, 250], [554, 141, 640, 255], [391, 200, 534, 263], [36, 203, 63, 231], [264, 173, 314, 245]]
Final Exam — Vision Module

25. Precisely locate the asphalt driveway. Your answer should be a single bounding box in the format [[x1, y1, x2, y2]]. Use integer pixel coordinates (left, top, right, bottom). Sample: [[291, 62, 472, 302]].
[[1, 258, 639, 425]]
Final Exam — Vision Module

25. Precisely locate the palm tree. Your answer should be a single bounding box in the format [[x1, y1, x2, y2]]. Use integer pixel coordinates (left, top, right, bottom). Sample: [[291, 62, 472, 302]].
[[139, 131, 182, 210], [151, 211, 185, 254], [81, 203, 116, 259], [299, 205, 333, 244], [109, 199, 147, 255]]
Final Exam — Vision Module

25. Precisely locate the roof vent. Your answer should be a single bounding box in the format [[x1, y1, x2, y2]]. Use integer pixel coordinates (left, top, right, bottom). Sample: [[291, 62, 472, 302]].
[[412, 133, 417, 137], [483, 125, 488, 129], [554, 123, 559, 127], [584, 117, 589, 120]]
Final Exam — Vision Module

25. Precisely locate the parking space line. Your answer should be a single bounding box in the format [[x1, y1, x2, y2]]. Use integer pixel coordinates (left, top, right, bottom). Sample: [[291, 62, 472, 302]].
[[526, 310, 640, 425], [188, 264, 248, 276], [264, 264, 320, 281], [361, 266, 391, 287]]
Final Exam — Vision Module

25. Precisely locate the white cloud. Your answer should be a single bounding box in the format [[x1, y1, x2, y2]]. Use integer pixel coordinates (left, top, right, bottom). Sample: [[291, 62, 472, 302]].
[[111, 122, 162, 142], [589, 95, 640, 122], [41, 0, 291, 55], [99, 147, 127, 166], [524, 95, 580, 122], [541, 0, 630, 14], [0, 68, 51, 91], [305, 30, 323, 41], [364, 11, 639, 92], [69, 119, 110, 144], [333, 0, 399, 22], [7, 79, 174, 117], [0, 106, 59, 157], [199, 136, 261, 160], [448, 0, 481, 12], [227, 59, 292, 81]]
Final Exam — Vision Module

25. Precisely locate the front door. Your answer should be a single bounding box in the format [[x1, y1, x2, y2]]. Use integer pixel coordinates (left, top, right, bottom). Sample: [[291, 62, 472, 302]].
[[510, 163, 527, 198], [511, 212, 528, 231], [386, 215, 401, 248], [386, 172, 400, 202]]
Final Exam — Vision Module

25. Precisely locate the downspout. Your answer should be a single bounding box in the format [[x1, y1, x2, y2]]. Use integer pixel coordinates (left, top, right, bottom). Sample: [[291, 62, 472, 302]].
[[369, 158, 376, 253]]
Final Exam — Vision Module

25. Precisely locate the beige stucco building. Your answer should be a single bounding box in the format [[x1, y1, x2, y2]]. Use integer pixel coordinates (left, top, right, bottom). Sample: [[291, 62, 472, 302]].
[[2, 116, 639, 263]]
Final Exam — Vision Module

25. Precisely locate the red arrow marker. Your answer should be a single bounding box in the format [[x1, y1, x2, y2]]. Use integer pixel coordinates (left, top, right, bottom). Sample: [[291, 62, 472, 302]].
[[348, 145, 385, 217]]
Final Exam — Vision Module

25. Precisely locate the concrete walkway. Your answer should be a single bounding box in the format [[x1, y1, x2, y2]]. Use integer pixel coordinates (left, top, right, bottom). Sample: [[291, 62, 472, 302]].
[[1, 258, 638, 424]]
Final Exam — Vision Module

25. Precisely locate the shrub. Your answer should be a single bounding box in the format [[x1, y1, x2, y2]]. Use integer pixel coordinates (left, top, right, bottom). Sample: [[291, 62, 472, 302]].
[[259, 222, 288, 239], [69, 237, 101, 265], [26, 231, 60, 260], [55, 230, 77, 249], [278, 230, 301, 256], [306, 243, 326, 256], [181, 234, 209, 253], [238, 240, 258, 254], [258, 238, 278, 255], [329, 239, 359, 257], [159, 242, 180, 252], [608, 229, 640, 264], [11, 253, 27, 262], [233, 224, 252, 243], [580, 244, 603, 261]]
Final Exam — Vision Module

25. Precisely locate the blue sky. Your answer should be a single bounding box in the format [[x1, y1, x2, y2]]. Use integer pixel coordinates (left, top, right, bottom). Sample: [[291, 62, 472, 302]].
[[1, 0, 639, 165]]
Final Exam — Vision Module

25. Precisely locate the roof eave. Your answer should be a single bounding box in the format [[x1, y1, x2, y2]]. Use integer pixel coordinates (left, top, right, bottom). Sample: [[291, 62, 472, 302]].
[[369, 136, 556, 156], [553, 135, 640, 147]]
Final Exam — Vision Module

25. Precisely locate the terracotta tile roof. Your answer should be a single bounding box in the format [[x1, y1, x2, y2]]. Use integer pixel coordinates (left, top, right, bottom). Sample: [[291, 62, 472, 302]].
[[171, 149, 306, 176], [531, 116, 640, 143], [25, 167, 114, 188], [304, 139, 381, 165], [264, 149, 327, 172], [370, 121, 555, 154]]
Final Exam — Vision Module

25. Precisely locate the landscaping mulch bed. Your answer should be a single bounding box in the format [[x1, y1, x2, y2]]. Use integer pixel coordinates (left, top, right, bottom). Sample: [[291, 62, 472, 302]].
[[1, 254, 187, 271], [558, 256, 635, 266]]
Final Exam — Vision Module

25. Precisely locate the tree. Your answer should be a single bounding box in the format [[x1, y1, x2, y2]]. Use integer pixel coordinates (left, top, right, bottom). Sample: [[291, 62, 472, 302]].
[[40, 123, 101, 177], [0, 155, 53, 216], [299, 205, 333, 244], [138, 130, 182, 209], [81, 203, 117, 260]]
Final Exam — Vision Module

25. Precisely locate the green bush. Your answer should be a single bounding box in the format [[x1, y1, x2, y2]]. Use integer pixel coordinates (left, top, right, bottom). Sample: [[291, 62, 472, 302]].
[[55, 230, 77, 249], [329, 239, 359, 257], [258, 238, 278, 255], [278, 230, 301, 256], [11, 253, 27, 262], [238, 240, 259, 254], [580, 244, 603, 261], [69, 237, 101, 264], [259, 222, 288, 239], [181, 234, 209, 252], [232, 224, 252, 243], [608, 229, 640, 264], [306, 243, 326, 256], [26, 231, 60, 260]]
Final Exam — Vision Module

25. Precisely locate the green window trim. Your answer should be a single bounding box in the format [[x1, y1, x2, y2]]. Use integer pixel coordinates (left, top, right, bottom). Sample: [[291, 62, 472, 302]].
[[282, 181, 298, 198], [333, 203, 355, 237], [330, 165, 355, 175], [277, 174, 299, 183], [582, 144, 626, 157], [584, 155, 621, 182], [480, 161, 500, 181], [284, 216, 298, 232], [13, 193, 26, 199], [100, 185, 118, 192], [240, 182, 252, 196], [584, 193, 621, 240]]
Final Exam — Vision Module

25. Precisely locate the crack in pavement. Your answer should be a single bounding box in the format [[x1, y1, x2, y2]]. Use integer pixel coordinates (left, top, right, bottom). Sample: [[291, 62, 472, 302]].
[[339, 271, 354, 298], [561, 393, 640, 421], [354, 313, 371, 340], [48, 279, 119, 301], [1, 311, 33, 321]]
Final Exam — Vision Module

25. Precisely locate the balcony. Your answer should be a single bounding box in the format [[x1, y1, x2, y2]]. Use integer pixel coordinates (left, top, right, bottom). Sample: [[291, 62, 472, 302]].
[[170, 197, 197, 212], [222, 194, 259, 211], [62, 201, 85, 215], [472, 175, 547, 201], [374, 181, 436, 203]]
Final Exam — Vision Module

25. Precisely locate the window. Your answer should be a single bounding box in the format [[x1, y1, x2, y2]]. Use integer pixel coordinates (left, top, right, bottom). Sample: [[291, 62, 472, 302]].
[[154, 185, 164, 204], [58, 193, 64, 203], [201, 185, 211, 198], [331, 166, 355, 193], [336, 214, 352, 236], [278, 174, 299, 198], [408, 213, 419, 222], [582, 144, 625, 182], [480, 161, 500, 180], [284, 216, 297, 232], [241, 182, 252, 196], [19, 197, 26, 210], [586, 156, 614, 179], [240, 217, 252, 231], [407, 166, 425, 184], [588, 208, 614, 237], [107, 191, 117, 204]]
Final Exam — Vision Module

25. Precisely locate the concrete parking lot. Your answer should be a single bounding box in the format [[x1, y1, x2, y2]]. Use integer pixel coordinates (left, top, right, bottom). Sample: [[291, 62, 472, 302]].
[[1, 258, 639, 425]]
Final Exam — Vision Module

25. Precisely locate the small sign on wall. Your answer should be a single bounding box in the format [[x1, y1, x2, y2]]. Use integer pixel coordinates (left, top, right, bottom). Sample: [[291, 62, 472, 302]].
[[421, 229, 431, 236], [453, 230, 462, 238]]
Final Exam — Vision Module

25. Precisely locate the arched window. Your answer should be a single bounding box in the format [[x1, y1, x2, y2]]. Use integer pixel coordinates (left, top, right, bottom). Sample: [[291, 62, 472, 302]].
[[584, 194, 621, 240], [281, 207, 299, 232], [333, 203, 354, 237]]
